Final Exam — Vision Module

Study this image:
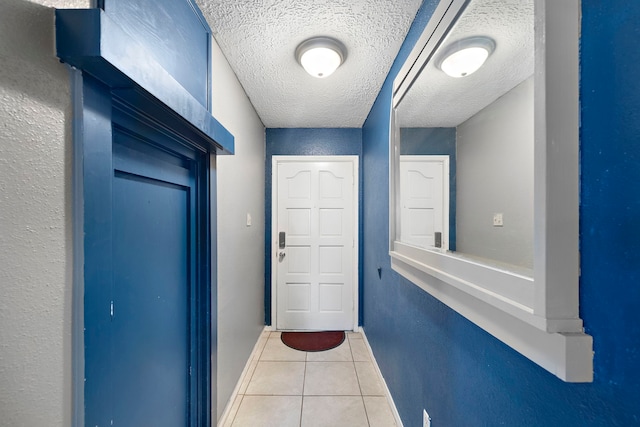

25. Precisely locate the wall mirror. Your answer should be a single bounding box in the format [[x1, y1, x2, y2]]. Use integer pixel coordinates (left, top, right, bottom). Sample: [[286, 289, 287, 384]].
[[389, 0, 593, 382]]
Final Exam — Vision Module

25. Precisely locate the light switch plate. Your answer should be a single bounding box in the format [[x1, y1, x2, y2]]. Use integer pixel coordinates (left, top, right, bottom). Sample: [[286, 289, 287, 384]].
[[246, 213, 252, 227], [493, 212, 504, 227]]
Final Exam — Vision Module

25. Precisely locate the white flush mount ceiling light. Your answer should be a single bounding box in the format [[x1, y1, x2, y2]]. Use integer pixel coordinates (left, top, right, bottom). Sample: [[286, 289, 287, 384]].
[[295, 37, 347, 78], [438, 37, 496, 78]]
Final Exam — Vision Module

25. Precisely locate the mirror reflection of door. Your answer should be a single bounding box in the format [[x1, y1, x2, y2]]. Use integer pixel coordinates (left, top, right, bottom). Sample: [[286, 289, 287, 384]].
[[395, 0, 534, 272], [399, 156, 449, 250]]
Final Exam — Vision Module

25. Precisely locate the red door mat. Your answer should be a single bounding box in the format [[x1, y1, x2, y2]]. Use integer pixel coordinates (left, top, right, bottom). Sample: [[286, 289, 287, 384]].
[[281, 331, 345, 352]]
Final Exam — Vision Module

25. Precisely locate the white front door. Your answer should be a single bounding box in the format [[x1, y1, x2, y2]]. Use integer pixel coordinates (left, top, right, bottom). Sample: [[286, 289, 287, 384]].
[[399, 155, 449, 250], [273, 156, 357, 331]]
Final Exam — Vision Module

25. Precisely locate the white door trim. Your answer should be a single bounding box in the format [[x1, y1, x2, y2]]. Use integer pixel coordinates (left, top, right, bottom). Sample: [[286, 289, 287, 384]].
[[271, 155, 359, 331]]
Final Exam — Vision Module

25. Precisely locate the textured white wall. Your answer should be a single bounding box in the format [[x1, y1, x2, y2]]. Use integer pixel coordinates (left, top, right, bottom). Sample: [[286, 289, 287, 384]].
[[210, 40, 266, 419], [456, 77, 534, 268], [0, 0, 89, 426]]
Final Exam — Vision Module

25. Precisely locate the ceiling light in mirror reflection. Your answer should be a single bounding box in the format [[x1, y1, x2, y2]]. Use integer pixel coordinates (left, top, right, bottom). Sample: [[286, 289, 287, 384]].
[[439, 36, 495, 78], [441, 47, 489, 77], [397, 0, 533, 128]]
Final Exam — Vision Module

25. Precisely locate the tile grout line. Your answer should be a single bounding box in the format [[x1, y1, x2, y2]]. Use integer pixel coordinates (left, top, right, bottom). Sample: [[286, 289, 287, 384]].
[[228, 394, 245, 427], [300, 348, 308, 427], [350, 333, 372, 426]]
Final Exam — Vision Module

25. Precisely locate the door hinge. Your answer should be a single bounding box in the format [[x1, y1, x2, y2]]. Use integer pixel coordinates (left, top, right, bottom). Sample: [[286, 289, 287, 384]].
[[110, 301, 114, 320]]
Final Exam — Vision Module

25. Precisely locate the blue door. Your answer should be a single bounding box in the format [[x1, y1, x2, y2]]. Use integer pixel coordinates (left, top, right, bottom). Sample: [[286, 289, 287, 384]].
[[81, 78, 212, 427], [110, 130, 195, 426]]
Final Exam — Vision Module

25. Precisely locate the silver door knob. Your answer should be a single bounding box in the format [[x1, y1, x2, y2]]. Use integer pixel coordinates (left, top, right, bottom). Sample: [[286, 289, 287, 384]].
[[278, 251, 286, 261]]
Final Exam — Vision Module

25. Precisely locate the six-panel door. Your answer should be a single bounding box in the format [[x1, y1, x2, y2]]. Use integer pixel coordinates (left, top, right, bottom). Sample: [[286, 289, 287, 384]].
[[399, 156, 448, 250], [276, 160, 355, 331]]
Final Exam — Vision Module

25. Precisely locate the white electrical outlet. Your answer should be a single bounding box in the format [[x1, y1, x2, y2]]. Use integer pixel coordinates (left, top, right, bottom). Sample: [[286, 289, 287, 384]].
[[423, 409, 431, 427], [493, 212, 504, 227]]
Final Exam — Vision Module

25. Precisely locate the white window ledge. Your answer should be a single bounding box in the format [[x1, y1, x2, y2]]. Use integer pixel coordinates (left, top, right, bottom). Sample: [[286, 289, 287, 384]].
[[391, 251, 593, 382]]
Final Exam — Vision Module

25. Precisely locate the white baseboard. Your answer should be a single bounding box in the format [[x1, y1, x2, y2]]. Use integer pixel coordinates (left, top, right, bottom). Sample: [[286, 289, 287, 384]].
[[360, 329, 404, 427], [217, 326, 270, 426]]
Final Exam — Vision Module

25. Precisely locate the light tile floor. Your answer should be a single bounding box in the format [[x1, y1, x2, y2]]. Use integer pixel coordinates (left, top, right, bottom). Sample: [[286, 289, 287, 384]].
[[222, 331, 398, 427]]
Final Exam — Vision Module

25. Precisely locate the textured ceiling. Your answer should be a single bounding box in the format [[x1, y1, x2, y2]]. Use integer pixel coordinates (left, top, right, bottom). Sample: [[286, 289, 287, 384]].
[[398, 0, 534, 127], [196, 0, 423, 128]]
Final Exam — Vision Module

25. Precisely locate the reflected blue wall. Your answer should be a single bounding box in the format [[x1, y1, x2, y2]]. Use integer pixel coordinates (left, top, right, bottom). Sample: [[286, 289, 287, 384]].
[[264, 128, 363, 326], [361, 0, 640, 425]]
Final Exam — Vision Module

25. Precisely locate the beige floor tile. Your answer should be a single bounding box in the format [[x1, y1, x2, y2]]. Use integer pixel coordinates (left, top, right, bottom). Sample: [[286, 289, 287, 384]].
[[301, 396, 368, 427], [261, 337, 307, 361], [238, 359, 258, 394], [363, 396, 397, 427], [246, 361, 305, 395], [304, 362, 361, 396], [221, 394, 243, 427], [347, 331, 363, 339], [270, 331, 282, 338], [306, 339, 352, 362], [231, 395, 302, 427], [349, 337, 371, 361], [355, 361, 385, 396]]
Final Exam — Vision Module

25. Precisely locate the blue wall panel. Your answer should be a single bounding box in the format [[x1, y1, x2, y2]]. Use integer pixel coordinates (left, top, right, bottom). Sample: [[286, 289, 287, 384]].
[[264, 128, 363, 326], [361, 0, 640, 425], [55, 9, 234, 154], [102, 0, 210, 107], [579, 0, 640, 409], [81, 75, 115, 427]]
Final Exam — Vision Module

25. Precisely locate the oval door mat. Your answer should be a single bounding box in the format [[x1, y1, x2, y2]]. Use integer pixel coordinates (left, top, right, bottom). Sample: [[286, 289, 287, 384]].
[[281, 331, 345, 352]]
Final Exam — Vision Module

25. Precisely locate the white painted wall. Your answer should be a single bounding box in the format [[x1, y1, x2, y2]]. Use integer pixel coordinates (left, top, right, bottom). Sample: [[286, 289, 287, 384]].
[[0, 1, 89, 426], [456, 77, 534, 269], [210, 40, 266, 419]]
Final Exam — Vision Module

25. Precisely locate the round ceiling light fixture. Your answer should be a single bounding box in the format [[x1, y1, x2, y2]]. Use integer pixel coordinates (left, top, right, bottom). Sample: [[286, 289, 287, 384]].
[[295, 37, 347, 78], [437, 36, 496, 78]]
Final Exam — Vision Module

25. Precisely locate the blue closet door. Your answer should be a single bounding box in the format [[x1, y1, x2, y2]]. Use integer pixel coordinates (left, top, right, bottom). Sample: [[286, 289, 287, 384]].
[[110, 130, 196, 426]]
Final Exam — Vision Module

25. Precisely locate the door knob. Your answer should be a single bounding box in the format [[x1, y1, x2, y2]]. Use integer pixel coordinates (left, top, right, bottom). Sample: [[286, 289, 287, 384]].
[[278, 251, 286, 262]]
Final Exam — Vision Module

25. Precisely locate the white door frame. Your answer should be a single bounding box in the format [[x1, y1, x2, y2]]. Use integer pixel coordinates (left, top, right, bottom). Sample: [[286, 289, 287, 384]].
[[271, 155, 359, 331]]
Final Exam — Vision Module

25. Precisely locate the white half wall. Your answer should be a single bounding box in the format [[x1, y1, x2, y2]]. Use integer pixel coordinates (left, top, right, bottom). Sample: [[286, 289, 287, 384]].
[[210, 39, 266, 419], [456, 77, 534, 269], [0, 1, 89, 426]]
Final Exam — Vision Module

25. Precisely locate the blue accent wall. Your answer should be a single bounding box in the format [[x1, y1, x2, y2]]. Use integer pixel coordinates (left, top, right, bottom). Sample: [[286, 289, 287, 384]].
[[361, 0, 640, 425], [264, 128, 363, 326]]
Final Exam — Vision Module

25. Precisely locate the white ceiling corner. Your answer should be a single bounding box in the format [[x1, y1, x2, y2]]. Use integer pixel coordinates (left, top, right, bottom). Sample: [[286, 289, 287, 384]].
[[196, 0, 423, 128]]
